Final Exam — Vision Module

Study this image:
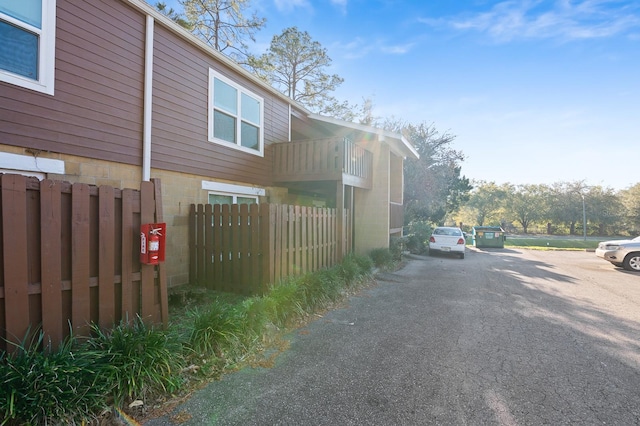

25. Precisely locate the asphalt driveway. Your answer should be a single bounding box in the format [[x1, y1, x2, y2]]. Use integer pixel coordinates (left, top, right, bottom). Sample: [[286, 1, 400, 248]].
[[146, 247, 640, 425]]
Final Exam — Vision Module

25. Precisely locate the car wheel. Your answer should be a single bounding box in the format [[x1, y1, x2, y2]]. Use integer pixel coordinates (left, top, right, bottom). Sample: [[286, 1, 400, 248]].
[[459, 253, 465, 259], [623, 252, 640, 272]]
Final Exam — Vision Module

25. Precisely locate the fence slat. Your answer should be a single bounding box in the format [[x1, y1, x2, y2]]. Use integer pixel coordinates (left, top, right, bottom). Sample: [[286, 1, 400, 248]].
[[2, 174, 30, 351], [40, 179, 63, 347], [264, 204, 276, 288], [98, 185, 115, 329], [287, 205, 294, 276], [71, 183, 91, 336], [121, 188, 135, 323], [196, 204, 205, 286], [204, 204, 214, 289], [240, 204, 250, 293], [221, 204, 232, 291], [213, 204, 222, 289], [300, 206, 307, 275], [189, 204, 197, 285]]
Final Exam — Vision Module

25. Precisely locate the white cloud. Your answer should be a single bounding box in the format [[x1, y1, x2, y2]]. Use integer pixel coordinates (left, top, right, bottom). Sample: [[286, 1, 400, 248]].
[[380, 42, 415, 54], [331, 0, 348, 14], [273, 0, 312, 13], [429, 0, 640, 42]]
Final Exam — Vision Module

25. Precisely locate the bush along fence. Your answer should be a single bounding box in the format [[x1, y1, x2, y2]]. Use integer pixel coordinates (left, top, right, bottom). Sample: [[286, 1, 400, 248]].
[[189, 203, 353, 294], [0, 174, 168, 352]]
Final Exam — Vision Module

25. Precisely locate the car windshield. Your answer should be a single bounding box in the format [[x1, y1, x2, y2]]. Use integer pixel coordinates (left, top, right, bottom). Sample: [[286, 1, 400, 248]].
[[434, 228, 461, 236]]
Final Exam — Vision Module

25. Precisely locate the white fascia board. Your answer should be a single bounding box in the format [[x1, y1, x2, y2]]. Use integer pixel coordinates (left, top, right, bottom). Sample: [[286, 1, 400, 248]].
[[307, 113, 419, 160], [201, 180, 266, 197], [0, 152, 65, 174]]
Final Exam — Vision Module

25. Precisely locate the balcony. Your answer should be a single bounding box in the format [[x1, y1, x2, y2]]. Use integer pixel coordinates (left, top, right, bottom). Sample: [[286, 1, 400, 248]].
[[273, 137, 373, 189]]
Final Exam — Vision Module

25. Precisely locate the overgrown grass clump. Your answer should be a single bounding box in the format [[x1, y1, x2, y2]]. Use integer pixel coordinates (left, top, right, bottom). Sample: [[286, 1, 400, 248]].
[[0, 252, 380, 425], [0, 331, 111, 425]]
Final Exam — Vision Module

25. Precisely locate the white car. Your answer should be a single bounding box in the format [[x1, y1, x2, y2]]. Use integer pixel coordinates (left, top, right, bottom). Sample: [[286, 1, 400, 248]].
[[595, 236, 640, 272], [428, 227, 466, 259]]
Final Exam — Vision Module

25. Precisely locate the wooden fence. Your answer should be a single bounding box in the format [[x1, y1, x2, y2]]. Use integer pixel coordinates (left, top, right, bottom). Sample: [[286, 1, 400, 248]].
[[189, 203, 352, 294], [0, 174, 168, 352]]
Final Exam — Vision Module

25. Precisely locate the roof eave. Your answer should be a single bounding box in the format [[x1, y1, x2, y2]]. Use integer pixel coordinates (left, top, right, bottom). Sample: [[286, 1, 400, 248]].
[[307, 113, 419, 159]]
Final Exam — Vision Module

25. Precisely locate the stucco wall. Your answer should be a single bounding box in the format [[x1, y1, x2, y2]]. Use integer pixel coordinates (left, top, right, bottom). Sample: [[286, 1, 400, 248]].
[[354, 143, 391, 255]]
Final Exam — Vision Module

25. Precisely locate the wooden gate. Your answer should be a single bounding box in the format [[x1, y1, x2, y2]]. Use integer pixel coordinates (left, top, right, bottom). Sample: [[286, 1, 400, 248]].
[[189, 203, 352, 294], [0, 174, 168, 352]]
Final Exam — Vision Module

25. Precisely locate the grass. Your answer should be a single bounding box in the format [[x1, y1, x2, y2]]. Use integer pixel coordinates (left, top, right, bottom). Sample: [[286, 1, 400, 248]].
[[503, 236, 600, 250], [0, 329, 112, 425]]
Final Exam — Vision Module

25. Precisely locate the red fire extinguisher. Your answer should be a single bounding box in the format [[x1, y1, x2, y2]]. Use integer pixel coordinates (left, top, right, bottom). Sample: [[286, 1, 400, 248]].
[[148, 227, 162, 265]]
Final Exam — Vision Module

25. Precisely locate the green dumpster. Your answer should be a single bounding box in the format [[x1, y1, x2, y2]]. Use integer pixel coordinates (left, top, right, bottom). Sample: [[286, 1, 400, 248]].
[[472, 226, 506, 248]]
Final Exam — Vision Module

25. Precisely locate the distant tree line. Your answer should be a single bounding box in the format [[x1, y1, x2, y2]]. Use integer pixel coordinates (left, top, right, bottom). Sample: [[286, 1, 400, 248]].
[[454, 181, 640, 237]]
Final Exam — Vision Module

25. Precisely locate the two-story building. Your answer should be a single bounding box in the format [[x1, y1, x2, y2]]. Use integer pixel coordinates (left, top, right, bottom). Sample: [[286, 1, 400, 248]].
[[0, 0, 418, 287]]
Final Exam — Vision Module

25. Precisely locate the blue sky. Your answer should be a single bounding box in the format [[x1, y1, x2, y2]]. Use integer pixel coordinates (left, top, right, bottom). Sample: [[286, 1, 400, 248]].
[[158, 0, 639, 191]]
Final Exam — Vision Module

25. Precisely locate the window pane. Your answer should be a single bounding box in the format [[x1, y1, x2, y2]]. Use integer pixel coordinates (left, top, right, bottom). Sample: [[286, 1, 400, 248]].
[[214, 78, 237, 114], [0, 20, 38, 79], [241, 93, 260, 125], [0, 0, 42, 28], [241, 122, 259, 150], [209, 194, 233, 205], [237, 197, 257, 205], [214, 110, 236, 143]]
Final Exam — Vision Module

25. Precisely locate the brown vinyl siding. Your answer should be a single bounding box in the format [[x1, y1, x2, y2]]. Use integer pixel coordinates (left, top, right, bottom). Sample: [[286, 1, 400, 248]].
[[0, 0, 145, 164], [151, 24, 290, 187]]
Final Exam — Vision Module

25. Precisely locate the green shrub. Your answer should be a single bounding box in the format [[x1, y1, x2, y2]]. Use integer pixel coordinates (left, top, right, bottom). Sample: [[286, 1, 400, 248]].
[[389, 236, 405, 261], [186, 300, 251, 359], [405, 221, 433, 254], [0, 330, 110, 425], [85, 316, 184, 406], [240, 297, 270, 338], [336, 253, 361, 286], [353, 253, 374, 273], [263, 278, 305, 327], [369, 247, 394, 270]]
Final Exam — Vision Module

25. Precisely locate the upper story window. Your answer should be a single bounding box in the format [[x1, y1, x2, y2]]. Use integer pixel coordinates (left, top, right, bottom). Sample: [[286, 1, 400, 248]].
[[0, 0, 56, 95], [208, 69, 264, 156]]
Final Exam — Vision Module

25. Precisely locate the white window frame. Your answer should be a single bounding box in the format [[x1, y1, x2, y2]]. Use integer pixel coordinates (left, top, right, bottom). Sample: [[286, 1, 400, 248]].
[[208, 68, 264, 157], [0, 0, 56, 95], [202, 180, 264, 205], [0, 151, 64, 180]]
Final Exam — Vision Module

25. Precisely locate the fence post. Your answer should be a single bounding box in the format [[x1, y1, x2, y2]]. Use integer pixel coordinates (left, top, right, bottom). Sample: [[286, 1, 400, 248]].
[[40, 179, 63, 348], [151, 178, 169, 328], [140, 181, 155, 323], [2, 174, 30, 353]]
